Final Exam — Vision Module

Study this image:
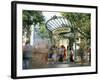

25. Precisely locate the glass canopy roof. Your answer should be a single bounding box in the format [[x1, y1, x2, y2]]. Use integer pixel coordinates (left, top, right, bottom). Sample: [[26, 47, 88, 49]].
[[45, 16, 88, 38], [45, 16, 73, 33]]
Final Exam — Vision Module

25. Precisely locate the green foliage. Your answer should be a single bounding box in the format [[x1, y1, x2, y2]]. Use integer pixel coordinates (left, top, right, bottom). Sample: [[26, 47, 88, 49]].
[[38, 24, 49, 39], [23, 10, 45, 26], [22, 10, 45, 40], [61, 12, 91, 39]]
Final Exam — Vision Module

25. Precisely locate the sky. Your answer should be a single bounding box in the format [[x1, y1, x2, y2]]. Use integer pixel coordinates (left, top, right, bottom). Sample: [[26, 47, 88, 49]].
[[42, 11, 61, 21]]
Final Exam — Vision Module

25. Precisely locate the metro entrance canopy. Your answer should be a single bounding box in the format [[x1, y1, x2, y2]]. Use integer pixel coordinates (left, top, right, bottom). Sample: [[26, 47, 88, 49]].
[[45, 16, 74, 37], [45, 16, 88, 60], [45, 15, 88, 39]]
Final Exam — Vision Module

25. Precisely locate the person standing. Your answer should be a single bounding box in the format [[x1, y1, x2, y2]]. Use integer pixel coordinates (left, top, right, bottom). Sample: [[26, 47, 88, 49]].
[[23, 41, 33, 69], [79, 38, 86, 64], [63, 46, 67, 61], [52, 45, 57, 63], [70, 48, 74, 62], [58, 45, 64, 62]]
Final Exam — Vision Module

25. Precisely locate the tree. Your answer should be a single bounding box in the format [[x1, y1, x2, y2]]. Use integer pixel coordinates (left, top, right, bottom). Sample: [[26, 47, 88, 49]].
[[38, 24, 49, 39], [61, 12, 91, 39], [22, 10, 45, 41]]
